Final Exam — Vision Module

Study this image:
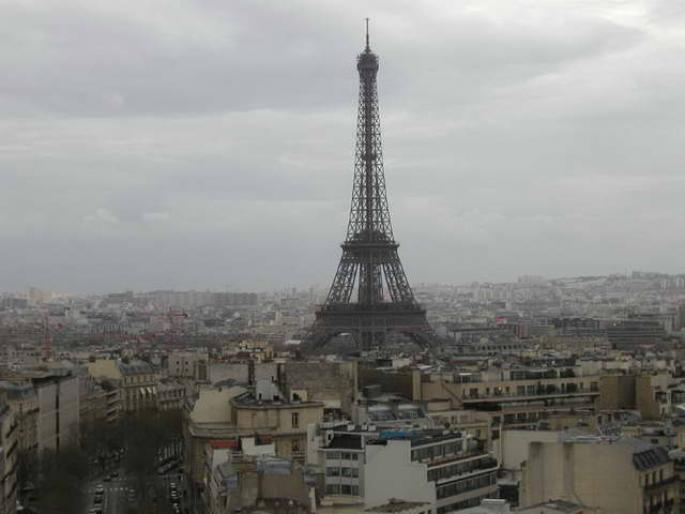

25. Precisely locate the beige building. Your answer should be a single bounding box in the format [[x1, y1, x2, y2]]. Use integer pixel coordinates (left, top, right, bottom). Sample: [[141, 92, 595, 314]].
[[282, 361, 357, 421], [598, 373, 670, 421], [231, 393, 323, 460], [420, 370, 600, 437], [0, 401, 18, 514], [156, 381, 185, 411], [0, 382, 38, 454], [204, 452, 314, 514], [520, 438, 677, 514], [88, 359, 158, 412], [0, 371, 80, 452], [36, 374, 80, 451], [184, 384, 323, 510], [184, 386, 247, 488], [168, 351, 208, 380], [80, 377, 121, 426]]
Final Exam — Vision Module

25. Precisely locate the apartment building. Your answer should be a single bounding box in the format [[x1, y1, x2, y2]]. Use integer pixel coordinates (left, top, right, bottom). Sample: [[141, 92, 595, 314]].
[[156, 380, 185, 411], [35, 373, 80, 451], [168, 351, 208, 380], [421, 367, 601, 437], [184, 384, 323, 509], [520, 438, 677, 514], [0, 370, 79, 453], [231, 391, 324, 461], [0, 402, 18, 514], [88, 359, 158, 412], [204, 453, 313, 514], [0, 382, 38, 454], [319, 427, 498, 513]]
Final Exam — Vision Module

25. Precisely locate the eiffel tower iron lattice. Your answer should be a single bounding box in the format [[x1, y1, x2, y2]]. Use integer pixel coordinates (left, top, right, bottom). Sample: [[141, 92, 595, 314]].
[[305, 22, 436, 351]]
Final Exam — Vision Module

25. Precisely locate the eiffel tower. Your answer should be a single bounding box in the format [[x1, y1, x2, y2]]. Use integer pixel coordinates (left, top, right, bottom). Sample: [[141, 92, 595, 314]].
[[305, 22, 435, 351]]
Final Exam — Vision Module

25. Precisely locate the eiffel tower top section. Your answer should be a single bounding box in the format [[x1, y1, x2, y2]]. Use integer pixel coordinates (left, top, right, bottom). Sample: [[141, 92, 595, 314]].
[[345, 18, 394, 244]]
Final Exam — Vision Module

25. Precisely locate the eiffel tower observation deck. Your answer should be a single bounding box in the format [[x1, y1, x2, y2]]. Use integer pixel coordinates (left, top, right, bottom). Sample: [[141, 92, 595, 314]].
[[305, 21, 436, 351]]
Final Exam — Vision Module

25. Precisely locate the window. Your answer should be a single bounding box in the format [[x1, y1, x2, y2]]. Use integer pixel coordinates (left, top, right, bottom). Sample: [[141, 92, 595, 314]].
[[325, 484, 339, 495], [291, 412, 299, 428], [341, 485, 352, 495], [326, 467, 340, 477], [328, 452, 341, 460]]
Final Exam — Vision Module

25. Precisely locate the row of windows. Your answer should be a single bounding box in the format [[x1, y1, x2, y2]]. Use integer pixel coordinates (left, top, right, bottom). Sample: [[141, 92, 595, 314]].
[[641, 468, 666, 486], [412, 441, 463, 462], [326, 452, 360, 461], [123, 375, 154, 384], [325, 484, 359, 496], [427, 457, 497, 482], [436, 471, 497, 499], [158, 390, 184, 398], [465, 381, 597, 398], [326, 466, 359, 478]]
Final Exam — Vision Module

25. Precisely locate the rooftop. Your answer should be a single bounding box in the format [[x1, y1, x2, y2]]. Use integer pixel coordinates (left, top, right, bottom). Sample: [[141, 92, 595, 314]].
[[366, 499, 430, 513], [118, 359, 154, 375]]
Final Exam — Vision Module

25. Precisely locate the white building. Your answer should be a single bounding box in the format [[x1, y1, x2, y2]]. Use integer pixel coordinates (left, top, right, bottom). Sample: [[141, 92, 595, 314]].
[[319, 426, 499, 513]]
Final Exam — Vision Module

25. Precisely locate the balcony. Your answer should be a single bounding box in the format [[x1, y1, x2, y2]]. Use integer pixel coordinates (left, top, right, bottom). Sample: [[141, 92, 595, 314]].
[[428, 456, 499, 483], [462, 389, 598, 405]]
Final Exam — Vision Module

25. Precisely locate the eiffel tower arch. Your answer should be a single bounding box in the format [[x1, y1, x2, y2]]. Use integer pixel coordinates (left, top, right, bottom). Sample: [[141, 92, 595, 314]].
[[305, 22, 436, 351]]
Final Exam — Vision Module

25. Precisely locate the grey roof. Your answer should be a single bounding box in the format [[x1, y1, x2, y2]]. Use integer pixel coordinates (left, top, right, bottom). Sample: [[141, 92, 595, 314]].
[[118, 359, 154, 375], [632, 444, 670, 471], [366, 499, 430, 512], [326, 434, 363, 450], [522, 499, 583, 513]]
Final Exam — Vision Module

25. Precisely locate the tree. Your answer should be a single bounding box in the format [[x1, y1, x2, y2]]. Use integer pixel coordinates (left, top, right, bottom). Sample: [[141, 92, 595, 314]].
[[34, 445, 90, 514]]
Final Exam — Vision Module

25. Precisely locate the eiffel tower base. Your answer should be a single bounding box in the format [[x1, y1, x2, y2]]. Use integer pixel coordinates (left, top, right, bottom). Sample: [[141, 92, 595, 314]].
[[304, 305, 435, 351]]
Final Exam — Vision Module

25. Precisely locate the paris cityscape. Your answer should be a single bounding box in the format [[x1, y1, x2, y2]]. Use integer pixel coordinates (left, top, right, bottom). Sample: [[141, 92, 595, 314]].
[[2, 2, 685, 514]]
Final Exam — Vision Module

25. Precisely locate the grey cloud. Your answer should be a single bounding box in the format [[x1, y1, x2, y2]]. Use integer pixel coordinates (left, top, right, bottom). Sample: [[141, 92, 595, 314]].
[[1, 0, 684, 293]]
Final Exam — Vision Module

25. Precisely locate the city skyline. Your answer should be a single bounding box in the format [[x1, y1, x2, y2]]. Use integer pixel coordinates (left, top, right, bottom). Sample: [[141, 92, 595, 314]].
[[3, 1, 685, 293]]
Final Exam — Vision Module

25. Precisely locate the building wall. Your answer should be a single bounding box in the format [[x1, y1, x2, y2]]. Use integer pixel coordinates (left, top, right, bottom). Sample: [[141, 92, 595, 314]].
[[636, 375, 662, 421], [364, 440, 435, 508], [233, 403, 323, 434], [208, 363, 249, 385], [120, 372, 158, 412], [0, 407, 18, 514], [282, 362, 357, 417], [598, 375, 636, 410], [423, 376, 600, 408], [168, 352, 208, 380], [498, 429, 561, 472], [359, 367, 419, 401], [36, 376, 79, 451], [6, 393, 38, 453], [233, 402, 323, 459], [87, 360, 122, 381], [521, 441, 676, 514]]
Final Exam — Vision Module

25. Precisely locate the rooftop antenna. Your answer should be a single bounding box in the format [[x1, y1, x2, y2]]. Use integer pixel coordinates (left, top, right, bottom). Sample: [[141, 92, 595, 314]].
[[365, 18, 370, 51]]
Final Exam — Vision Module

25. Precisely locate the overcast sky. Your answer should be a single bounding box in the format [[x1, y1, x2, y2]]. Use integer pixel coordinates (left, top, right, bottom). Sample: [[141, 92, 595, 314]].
[[2, 0, 685, 293]]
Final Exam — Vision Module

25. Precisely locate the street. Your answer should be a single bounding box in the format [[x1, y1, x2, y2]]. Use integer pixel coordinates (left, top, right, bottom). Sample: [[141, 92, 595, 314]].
[[85, 470, 188, 514]]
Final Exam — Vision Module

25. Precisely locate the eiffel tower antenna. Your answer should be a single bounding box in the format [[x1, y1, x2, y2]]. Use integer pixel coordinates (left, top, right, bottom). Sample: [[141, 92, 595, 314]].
[[304, 23, 436, 352]]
